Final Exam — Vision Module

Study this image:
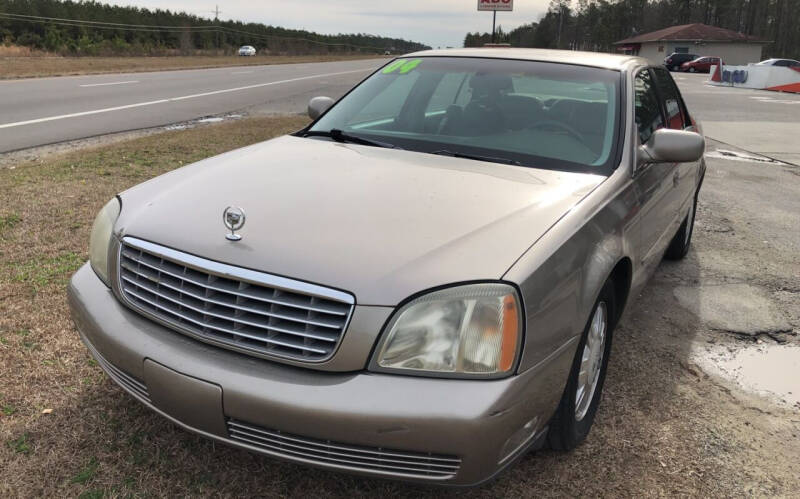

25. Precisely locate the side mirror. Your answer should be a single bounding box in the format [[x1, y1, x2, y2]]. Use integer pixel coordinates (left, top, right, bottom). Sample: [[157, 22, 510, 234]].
[[308, 96, 335, 120], [637, 128, 705, 167]]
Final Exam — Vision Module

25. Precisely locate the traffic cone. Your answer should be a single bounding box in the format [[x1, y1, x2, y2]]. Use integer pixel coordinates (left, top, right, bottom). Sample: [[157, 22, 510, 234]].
[[711, 60, 722, 82]]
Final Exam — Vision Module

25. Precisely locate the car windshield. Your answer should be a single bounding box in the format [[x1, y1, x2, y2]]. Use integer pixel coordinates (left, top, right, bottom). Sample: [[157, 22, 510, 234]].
[[307, 57, 622, 174]]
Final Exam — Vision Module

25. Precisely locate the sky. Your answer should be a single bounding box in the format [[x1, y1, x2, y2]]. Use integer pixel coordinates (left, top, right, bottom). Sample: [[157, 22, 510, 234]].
[[104, 1, 552, 49]]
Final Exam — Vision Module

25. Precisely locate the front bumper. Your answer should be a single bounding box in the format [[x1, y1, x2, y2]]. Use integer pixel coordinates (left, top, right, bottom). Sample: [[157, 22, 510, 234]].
[[68, 263, 572, 485]]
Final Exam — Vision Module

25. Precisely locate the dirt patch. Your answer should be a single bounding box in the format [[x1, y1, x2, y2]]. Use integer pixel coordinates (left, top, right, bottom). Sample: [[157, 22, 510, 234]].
[[673, 283, 792, 335], [0, 54, 386, 80], [0, 131, 798, 497]]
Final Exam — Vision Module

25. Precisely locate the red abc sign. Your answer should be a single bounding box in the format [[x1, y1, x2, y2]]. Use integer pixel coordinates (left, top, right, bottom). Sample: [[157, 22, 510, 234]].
[[478, 0, 514, 12]]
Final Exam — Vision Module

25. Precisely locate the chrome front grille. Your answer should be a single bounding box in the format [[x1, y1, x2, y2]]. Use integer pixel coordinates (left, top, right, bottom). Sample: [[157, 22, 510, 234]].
[[117, 237, 354, 362], [82, 333, 151, 403], [227, 419, 462, 479]]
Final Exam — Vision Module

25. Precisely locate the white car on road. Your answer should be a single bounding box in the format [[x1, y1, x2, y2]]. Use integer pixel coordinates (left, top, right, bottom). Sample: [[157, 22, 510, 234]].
[[238, 45, 256, 57], [755, 58, 800, 68]]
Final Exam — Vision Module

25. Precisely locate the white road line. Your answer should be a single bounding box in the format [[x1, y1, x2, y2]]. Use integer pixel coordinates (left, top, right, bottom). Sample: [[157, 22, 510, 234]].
[[79, 80, 139, 87], [0, 68, 369, 130], [230, 71, 254, 75]]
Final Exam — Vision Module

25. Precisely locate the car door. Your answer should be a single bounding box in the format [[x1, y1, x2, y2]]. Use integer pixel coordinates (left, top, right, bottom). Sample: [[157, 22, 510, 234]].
[[652, 67, 699, 226], [696, 58, 708, 71], [632, 68, 674, 270]]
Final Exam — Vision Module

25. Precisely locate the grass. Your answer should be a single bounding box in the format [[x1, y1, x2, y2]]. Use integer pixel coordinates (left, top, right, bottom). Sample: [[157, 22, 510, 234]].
[[11, 252, 84, 291], [8, 432, 31, 454], [0, 115, 797, 497], [0, 213, 21, 234], [0, 53, 385, 79], [71, 457, 99, 484]]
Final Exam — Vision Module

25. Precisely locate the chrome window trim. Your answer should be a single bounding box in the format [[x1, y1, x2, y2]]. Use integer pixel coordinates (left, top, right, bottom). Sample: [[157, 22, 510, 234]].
[[114, 236, 355, 364]]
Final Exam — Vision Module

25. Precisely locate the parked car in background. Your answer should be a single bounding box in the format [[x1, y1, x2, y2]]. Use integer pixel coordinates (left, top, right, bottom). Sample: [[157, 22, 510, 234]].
[[681, 56, 721, 73], [238, 45, 256, 56], [69, 49, 705, 486], [664, 52, 699, 71], [755, 58, 800, 68]]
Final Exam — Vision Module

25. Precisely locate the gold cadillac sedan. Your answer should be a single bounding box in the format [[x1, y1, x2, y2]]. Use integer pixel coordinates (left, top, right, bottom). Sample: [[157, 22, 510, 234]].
[[68, 48, 705, 485]]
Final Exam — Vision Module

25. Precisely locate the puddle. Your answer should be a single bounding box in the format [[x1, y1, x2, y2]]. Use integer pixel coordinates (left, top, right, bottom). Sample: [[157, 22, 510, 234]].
[[694, 343, 800, 409], [705, 149, 784, 164]]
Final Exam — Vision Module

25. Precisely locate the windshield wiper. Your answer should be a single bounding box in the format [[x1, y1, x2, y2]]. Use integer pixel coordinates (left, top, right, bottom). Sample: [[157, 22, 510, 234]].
[[431, 149, 522, 166], [303, 129, 401, 149]]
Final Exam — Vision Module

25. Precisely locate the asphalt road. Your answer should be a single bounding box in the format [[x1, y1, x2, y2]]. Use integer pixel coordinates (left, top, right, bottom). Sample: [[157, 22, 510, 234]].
[[674, 72, 800, 165], [0, 58, 384, 153]]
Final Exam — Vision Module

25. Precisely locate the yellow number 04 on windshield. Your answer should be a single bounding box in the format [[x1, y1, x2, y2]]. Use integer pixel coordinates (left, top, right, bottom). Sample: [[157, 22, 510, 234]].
[[382, 59, 422, 74]]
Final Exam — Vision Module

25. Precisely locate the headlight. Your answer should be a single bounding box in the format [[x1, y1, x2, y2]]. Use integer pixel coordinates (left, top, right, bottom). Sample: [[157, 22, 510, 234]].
[[372, 283, 523, 378], [89, 197, 120, 287]]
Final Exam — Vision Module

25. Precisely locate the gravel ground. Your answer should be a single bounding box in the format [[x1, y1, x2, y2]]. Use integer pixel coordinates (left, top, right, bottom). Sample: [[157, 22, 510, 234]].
[[0, 121, 798, 497]]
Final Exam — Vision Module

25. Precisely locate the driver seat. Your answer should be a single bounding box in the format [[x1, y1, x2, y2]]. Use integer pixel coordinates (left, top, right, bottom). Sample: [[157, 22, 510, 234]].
[[455, 73, 513, 136]]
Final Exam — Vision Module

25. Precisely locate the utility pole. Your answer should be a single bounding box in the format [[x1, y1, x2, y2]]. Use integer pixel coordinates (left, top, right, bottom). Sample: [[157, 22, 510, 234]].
[[492, 11, 497, 43], [557, 4, 563, 49], [212, 5, 222, 51]]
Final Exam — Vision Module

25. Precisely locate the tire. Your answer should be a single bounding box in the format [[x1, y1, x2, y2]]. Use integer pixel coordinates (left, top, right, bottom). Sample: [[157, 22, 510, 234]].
[[664, 192, 697, 260], [547, 280, 615, 451], [671, 65, 679, 71], [689, 67, 696, 73]]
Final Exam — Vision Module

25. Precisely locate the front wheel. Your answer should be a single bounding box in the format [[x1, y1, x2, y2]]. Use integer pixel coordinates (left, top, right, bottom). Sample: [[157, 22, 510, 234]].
[[547, 280, 615, 451]]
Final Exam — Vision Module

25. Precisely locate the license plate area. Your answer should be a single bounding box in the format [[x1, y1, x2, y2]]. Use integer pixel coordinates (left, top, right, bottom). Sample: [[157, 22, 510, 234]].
[[143, 359, 226, 437]]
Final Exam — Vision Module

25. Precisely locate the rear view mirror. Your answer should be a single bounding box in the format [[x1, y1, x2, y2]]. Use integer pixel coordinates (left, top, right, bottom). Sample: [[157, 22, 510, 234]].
[[638, 129, 705, 166], [308, 96, 335, 120]]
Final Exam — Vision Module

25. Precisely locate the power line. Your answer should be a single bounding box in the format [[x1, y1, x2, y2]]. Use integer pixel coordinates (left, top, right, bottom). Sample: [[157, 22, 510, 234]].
[[0, 12, 214, 30], [0, 13, 216, 33]]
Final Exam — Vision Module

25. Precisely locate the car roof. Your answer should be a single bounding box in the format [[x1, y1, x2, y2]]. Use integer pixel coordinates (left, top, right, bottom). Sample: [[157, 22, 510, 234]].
[[404, 48, 647, 71]]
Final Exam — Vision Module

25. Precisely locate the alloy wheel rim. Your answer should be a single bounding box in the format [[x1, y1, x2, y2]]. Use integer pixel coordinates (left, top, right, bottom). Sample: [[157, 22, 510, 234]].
[[575, 302, 607, 421]]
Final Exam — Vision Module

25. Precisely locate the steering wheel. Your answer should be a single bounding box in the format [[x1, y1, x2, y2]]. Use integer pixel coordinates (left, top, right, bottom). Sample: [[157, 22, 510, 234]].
[[529, 120, 586, 143]]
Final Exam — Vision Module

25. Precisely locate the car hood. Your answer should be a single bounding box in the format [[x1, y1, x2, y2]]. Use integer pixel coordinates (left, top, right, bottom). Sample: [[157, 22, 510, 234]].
[[117, 135, 604, 305]]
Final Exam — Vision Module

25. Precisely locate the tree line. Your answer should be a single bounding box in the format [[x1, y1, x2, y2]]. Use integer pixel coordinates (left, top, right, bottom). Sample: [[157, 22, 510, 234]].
[[465, 0, 799, 61], [0, 0, 430, 56]]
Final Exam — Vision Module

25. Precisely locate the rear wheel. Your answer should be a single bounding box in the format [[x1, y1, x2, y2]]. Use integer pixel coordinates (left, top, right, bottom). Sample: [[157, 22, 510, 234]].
[[665, 192, 697, 260], [548, 280, 615, 451], [689, 67, 697, 73]]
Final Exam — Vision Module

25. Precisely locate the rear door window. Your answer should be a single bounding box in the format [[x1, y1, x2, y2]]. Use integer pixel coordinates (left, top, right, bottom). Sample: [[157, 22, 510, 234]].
[[652, 67, 686, 130], [634, 69, 664, 144]]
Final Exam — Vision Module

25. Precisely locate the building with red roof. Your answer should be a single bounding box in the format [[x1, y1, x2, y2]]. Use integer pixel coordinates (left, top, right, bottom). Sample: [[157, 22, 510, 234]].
[[614, 23, 768, 66]]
